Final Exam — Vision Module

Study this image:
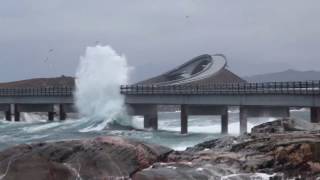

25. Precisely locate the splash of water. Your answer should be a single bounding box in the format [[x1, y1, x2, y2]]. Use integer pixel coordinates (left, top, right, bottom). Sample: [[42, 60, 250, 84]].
[[75, 45, 131, 131]]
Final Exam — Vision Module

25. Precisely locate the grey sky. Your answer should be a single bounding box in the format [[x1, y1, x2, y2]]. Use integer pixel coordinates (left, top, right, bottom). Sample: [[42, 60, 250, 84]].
[[1, 0, 320, 83]]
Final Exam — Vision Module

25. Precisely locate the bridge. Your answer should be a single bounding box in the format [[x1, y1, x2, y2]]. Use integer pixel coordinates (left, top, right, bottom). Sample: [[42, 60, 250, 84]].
[[121, 81, 320, 134], [121, 54, 320, 134], [0, 54, 319, 135], [0, 87, 74, 121]]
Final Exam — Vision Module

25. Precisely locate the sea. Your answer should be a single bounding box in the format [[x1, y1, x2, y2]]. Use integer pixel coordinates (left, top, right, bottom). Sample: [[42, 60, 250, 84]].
[[0, 108, 310, 151]]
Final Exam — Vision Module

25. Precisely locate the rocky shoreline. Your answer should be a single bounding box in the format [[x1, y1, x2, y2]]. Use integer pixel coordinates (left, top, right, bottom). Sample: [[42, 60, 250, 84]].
[[0, 118, 319, 180]]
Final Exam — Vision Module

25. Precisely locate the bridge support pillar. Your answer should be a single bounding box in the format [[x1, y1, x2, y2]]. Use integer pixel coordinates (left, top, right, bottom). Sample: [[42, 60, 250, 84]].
[[0, 104, 11, 121], [59, 104, 67, 121], [181, 105, 188, 134], [240, 107, 248, 134], [311, 107, 320, 123], [144, 114, 158, 130], [14, 104, 20, 122], [221, 108, 228, 134], [48, 112, 54, 121], [5, 110, 11, 121]]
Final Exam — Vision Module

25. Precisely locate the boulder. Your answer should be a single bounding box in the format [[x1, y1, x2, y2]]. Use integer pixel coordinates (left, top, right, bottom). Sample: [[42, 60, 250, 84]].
[[0, 136, 172, 180]]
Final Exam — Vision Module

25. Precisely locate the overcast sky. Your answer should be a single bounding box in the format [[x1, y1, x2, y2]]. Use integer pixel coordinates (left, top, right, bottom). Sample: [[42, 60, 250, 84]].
[[1, 0, 320, 83]]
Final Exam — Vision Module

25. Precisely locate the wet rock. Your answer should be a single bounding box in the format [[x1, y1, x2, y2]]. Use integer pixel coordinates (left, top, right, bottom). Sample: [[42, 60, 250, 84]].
[[251, 118, 301, 134], [0, 136, 172, 180], [1, 118, 320, 179], [134, 119, 320, 179]]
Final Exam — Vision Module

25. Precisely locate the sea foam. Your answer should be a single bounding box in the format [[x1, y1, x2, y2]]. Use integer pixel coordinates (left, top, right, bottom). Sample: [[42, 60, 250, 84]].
[[75, 45, 131, 132]]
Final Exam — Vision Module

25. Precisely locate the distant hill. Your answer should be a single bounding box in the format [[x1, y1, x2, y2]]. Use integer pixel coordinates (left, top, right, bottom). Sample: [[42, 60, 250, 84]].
[[245, 69, 320, 82], [0, 76, 75, 88]]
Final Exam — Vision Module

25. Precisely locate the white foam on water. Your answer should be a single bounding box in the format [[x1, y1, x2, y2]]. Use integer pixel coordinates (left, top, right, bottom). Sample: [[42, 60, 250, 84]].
[[131, 116, 144, 129], [221, 173, 277, 180], [157, 117, 277, 135], [290, 108, 309, 112], [22, 113, 47, 123], [22, 122, 62, 133], [75, 45, 131, 132]]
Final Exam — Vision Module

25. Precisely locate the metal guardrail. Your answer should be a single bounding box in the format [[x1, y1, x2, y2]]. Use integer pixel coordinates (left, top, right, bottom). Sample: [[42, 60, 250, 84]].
[[120, 81, 320, 95], [1, 81, 320, 97], [0, 87, 74, 97]]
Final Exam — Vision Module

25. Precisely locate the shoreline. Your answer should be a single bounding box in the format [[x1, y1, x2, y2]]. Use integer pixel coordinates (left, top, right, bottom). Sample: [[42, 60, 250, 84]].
[[0, 118, 319, 179]]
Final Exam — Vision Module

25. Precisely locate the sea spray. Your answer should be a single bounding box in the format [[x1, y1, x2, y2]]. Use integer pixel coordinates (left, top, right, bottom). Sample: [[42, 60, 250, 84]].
[[75, 45, 131, 131]]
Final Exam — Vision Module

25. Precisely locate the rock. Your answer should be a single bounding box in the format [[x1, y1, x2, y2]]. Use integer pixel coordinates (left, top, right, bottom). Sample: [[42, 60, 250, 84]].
[[134, 119, 320, 179], [186, 136, 237, 152], [251, 118, 301, 134], [0, 136, 172, 180], [1, 119, 320, 179]]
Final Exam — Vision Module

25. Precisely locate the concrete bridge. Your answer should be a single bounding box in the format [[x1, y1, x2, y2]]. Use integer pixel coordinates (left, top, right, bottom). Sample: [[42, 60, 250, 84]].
[[121, 81, 320, 134], [0, 87, 74, 121], [0, 54, 320, 135], [121, 54, 320, 134]]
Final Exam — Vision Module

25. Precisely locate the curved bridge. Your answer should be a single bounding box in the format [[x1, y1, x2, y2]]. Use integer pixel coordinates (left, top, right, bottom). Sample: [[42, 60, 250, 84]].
[[138, 54, 243, 85], [123, 54, 320, 134]]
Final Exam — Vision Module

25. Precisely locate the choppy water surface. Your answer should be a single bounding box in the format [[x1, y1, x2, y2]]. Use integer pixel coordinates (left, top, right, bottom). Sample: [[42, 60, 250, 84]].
[[0, 109, 310, 151]]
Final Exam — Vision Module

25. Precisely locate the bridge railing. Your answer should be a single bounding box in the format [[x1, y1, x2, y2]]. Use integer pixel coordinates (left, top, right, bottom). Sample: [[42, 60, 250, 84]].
[[0, 87, 74, 97], [120, 81, 320, 95]]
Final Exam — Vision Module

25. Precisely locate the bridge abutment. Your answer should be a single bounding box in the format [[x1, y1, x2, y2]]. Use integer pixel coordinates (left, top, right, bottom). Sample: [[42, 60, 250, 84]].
[[311, 107, 320, 123], [239, 106, 290, 134]]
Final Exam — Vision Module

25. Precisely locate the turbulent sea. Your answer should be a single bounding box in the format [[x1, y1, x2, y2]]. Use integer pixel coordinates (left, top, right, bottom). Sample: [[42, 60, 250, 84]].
[[0, 109, 310, 151]]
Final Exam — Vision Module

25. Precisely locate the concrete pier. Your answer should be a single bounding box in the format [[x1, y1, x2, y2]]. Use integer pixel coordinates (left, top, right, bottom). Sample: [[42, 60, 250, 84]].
[[48, 112, 55, 121], [14, 104, 20, 122], [311, 107, 320, 123], [239, 106, 290, 134], [181, 105, 188, 134], [144, 114, 158, 130], [59, 104, 67, 120], [221, 109, 228, 134], [239, 107, 248, 134], [0, 104, 11, 121], [59, 104, 76, 120], [5, 110, 11, 121]]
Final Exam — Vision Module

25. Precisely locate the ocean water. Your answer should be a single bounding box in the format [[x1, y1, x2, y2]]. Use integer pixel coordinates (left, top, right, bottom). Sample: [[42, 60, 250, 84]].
[[0, 109, 310, 151]]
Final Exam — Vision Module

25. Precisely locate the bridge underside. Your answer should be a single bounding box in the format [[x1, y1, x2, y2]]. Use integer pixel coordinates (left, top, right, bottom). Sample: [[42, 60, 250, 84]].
[[127, 103, 319, 134], [0, 103, 76, 121]]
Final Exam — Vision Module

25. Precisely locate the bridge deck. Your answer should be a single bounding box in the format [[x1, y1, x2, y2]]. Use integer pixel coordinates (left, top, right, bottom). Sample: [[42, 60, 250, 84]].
[[121, 81, 320, 107]]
